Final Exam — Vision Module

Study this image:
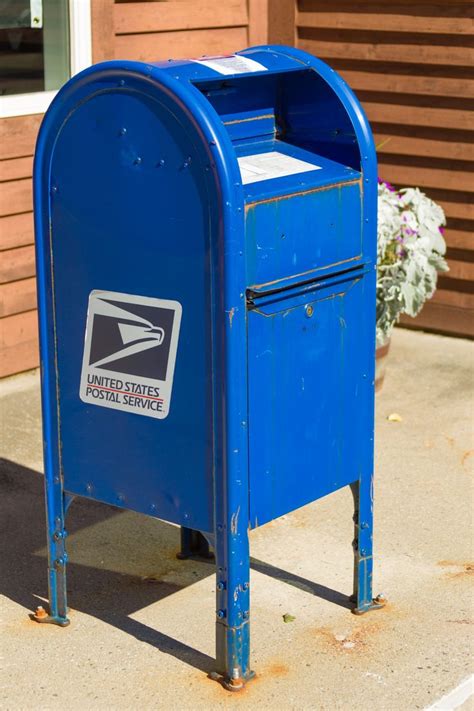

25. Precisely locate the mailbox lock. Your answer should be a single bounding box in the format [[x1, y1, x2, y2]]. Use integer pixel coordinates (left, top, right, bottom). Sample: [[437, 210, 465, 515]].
[[305, 304, 314, 318]]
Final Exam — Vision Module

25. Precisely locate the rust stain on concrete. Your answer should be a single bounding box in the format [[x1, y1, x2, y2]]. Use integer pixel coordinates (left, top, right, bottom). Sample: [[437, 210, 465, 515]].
[[461, 449, 473, 470], [438, 561, 474, 579]]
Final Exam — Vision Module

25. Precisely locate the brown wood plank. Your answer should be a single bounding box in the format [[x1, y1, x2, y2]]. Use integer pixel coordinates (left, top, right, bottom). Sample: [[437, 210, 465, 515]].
[[374, 133, 474, 162], [297, 10, 474, 35], [0, 213, 34, 251], [340, 69, 474, 99], [115, 0, 248, 34], [248, 0, 269, 45], [364, 102, 471, 131], [0, 277, 37, 318], [0, 156, 33, 183], [0, 245, 36, 284], [432, 288, 474, 310], [329, 1, 474, 5], [445, 258, 474, 281], [377, 162, 473, 194], [298, 36, 474, 67], [0, 309, 39, 377], [436, 199, 474, 222], [268, 0, 296, 45], [0, 115, 42, 161], [446, 228, 473, 250], [399, 302, 474, 338], [115, 27, 249, 62], [0, 178, 32, 218], [91, 0, 115, 62]]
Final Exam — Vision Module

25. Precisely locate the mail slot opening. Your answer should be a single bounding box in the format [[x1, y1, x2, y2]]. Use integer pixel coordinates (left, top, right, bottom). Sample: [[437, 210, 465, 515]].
[[194, 67, 362, 174]]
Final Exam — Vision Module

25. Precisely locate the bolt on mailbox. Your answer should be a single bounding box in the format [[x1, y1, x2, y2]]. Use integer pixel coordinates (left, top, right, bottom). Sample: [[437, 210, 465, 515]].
[[34, 45, 384, 690]]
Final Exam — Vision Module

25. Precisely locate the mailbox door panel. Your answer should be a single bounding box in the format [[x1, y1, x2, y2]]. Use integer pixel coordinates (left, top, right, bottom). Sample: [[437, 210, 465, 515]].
[[48, 89, 216, 532], [248, 271, 375, 527], [245, 180, 362, 288]]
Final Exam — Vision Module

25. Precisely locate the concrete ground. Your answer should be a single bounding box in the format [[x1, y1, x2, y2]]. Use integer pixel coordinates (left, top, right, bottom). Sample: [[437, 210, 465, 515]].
[[0, 328, 472, 711]]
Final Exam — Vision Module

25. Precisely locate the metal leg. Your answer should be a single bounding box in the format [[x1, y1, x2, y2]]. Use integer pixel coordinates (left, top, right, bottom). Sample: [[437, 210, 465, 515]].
[[210, 526, 254, 691], [350, 478, 386, 615], [33, 481, 70, 627], [177, 527, 214, 561]]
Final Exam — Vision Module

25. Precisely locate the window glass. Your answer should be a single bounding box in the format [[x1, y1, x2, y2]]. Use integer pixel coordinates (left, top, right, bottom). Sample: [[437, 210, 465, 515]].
[[0, 0, 70, 96]]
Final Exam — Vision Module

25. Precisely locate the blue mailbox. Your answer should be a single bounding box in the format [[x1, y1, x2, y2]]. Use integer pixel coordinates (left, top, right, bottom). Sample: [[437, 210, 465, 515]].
[[34, 45, 383, 690]]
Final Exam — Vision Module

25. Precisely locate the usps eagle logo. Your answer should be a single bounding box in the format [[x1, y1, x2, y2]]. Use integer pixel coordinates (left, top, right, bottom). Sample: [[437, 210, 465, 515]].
[[80, 291, 182, 418]]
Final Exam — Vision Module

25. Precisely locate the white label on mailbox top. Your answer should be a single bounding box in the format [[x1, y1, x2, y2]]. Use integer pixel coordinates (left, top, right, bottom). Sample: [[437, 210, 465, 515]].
[[237, 151, 322, 184], [193, 54, 267, 75], [80, 290, 182, 419]]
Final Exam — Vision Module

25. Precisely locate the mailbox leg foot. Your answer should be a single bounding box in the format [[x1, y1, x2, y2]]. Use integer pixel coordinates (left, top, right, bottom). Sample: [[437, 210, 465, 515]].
[[350, 479, 385, 615], [177, 527, 214, 561], [32, 605, 70, 626], [40, 481, 70, 626], [213, 524, 253, 690], [212, 620, 254, 691]]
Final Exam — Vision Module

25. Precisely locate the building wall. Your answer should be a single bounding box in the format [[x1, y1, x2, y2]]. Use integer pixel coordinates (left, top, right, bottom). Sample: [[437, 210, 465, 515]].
[[270, 0, 474, 338], [0, 0, 471, 378], [0, 0, 268, 377]]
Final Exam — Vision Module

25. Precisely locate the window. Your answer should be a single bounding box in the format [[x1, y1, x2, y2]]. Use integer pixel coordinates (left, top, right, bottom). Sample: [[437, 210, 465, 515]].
[[0, 0, 91, 118]]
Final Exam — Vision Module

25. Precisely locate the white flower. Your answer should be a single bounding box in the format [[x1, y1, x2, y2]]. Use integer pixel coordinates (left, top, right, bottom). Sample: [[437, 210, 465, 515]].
[[376, 182, 448, 346]]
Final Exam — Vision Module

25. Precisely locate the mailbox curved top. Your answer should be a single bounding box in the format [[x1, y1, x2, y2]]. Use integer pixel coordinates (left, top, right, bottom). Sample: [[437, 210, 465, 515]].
[[35, 44, 376, 222]]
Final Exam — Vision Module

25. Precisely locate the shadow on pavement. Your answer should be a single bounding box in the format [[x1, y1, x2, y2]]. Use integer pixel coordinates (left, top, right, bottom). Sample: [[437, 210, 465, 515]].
[[0, 457, 352, 675]]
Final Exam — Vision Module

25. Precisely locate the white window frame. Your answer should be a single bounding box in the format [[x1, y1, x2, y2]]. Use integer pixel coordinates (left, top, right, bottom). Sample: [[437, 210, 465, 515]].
[[0, 0, 92, 119]]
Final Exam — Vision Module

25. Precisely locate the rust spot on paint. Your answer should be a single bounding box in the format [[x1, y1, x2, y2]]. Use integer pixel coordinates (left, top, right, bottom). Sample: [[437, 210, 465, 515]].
[[228, 307, 235, 328], [245, 177, 361, 211], [461, 449, 473, 470]]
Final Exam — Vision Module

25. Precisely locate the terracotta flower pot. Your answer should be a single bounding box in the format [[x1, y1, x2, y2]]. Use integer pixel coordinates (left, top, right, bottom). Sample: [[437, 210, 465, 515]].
[[375, 338, 391, 392]]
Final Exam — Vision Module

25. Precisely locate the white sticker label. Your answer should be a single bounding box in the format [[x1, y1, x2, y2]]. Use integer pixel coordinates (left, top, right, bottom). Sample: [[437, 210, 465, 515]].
[[237, 151, 322, 185], [80, 291, 182, 419], [193, 54, 267, 75]]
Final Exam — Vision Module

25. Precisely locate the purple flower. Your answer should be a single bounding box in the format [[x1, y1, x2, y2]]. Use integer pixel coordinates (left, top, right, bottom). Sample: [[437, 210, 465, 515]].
[[439, 226, 445, 234], [378, 178, 397, 192]]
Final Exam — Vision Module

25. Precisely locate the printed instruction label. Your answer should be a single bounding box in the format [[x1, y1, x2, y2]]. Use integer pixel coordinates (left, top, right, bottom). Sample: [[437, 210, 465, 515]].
[[237, 151, 322, 184], [193, 54, 267, 75], [80, 290, 182, 419]]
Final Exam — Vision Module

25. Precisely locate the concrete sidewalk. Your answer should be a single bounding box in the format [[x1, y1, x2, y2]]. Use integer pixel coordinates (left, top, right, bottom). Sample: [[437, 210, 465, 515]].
[[1, 329, 473, 710]]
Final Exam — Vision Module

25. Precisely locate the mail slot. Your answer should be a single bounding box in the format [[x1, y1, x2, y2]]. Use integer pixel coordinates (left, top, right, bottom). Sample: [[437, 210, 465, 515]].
[[33, 45, 383, 690]]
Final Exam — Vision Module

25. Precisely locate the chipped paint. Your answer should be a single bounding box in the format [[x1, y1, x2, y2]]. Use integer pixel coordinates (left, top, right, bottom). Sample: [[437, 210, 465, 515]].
[[230, 506, 241, 535], [223, 113, 274, 126], [227, 307, 236, 328], [245, 177, 361, 211]]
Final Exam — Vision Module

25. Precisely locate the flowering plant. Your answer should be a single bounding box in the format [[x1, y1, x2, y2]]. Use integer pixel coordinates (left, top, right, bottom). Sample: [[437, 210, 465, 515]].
[[376, 181, 449, 347]]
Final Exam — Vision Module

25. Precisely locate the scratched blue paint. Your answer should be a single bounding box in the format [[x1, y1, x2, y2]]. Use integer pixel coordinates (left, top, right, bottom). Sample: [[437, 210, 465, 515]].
[[34, 45, 378, 685]]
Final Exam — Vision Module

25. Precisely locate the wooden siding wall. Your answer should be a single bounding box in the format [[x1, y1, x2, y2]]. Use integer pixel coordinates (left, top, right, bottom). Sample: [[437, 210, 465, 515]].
[[271, 0, 474, 337], [0, 0, 268, 377]]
